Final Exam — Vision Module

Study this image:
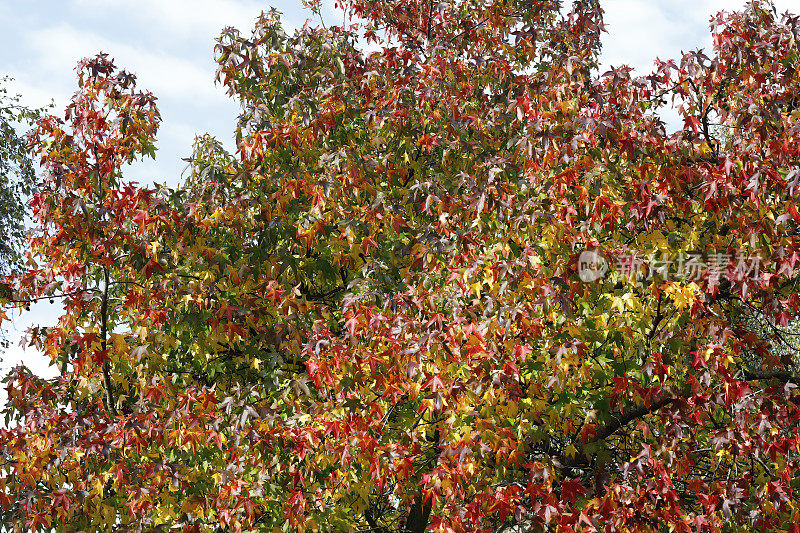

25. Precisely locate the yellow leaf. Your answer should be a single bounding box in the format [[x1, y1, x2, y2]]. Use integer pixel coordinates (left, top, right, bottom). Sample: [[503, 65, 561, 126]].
[[565, 444, 578, 458], [664, 281, 699, 311]]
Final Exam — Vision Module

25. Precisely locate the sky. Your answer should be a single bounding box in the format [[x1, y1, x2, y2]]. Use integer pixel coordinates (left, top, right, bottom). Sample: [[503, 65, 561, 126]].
[[0, 0, 796, 379]]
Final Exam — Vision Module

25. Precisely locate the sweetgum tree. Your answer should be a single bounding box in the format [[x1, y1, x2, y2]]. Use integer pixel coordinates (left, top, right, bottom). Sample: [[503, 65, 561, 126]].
[[3, 0, 800, 531]]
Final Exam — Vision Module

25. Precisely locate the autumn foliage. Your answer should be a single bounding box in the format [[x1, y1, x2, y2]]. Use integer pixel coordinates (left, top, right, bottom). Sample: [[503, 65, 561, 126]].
[[4, 0, 800, 531]]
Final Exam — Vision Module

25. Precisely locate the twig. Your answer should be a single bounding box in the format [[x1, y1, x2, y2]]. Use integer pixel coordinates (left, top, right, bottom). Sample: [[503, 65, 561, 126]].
[[101, 266, 117, 418]]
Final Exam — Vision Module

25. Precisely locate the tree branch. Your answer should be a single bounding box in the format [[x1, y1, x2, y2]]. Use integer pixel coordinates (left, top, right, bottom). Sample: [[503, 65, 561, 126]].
[[402, 428, 440, 533], [101, 266, 117, 418], [561, 388, 684, 470], [589, 394, 676, 445], [742, 368, 800, 383], [5, 288, 98, 304]]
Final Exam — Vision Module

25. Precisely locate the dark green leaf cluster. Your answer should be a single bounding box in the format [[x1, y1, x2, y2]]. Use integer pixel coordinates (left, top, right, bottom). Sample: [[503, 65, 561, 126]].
[[0, 77, 50, 274]]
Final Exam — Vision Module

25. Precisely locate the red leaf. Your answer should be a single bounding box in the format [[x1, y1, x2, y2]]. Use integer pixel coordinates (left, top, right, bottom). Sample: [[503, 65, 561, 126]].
[[560, 478, 587, 504], [422, 373, 445, 392]]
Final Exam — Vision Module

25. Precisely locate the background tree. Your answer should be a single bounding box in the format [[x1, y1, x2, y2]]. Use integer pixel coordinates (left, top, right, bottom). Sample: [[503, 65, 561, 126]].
[[0, 77, 46, 274], [3, 1, 800, 532]]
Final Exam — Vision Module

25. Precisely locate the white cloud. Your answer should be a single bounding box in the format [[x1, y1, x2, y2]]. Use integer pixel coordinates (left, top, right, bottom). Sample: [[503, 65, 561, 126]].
[[26, 24, 227, 106], [600, 0, 699, 75], [1, 77, 61, 115], [72, 0, 298, 38], [1, 303, 61, 380], [600, 0, 799, 76]]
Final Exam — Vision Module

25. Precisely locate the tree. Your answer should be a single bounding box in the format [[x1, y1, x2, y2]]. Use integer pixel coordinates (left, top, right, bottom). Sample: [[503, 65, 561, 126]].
[[3, 0, 800, 531], [0, 77, 46, 275]]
